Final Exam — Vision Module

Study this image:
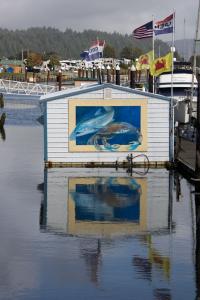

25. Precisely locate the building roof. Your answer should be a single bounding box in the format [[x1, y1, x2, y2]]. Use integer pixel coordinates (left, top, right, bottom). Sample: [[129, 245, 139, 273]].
[[40, 83, 171, 103], [0, 59, 24, 66]]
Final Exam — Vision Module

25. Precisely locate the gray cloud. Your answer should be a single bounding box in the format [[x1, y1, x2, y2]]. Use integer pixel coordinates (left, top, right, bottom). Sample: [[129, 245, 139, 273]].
[[0, 0, 198, 40]]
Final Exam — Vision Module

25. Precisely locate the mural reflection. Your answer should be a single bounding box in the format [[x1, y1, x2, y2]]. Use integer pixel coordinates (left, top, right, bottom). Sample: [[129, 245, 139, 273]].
[[40, 169, 171, 237], [39, 169, 199, 299]]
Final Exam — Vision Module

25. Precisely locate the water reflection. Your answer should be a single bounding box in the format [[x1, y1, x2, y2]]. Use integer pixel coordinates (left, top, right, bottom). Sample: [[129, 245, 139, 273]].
[[195, 182, 200, 300], [0, 126, 6, 140], [3, 95, 41, 126], [39, 169, 174, 294], [40, 169, 171, 237], [70, 177, 141, 222], [154, 288, 171, 300], [80, 238, 102, 285], [0, 112, 197, 299], [0, 109, 6, 140], [133, 235, 170, 282]]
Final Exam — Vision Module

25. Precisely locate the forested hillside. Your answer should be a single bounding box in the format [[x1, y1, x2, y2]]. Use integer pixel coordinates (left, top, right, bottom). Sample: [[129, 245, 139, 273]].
[[0, 27, 171, 59]]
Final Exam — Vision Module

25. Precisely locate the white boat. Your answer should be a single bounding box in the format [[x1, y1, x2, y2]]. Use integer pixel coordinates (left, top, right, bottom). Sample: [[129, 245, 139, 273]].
[[156, 62, 198, 123]]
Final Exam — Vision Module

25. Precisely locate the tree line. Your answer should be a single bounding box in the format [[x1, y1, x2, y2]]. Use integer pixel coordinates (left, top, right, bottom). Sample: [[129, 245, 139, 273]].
[[0, 27, 172, 62]]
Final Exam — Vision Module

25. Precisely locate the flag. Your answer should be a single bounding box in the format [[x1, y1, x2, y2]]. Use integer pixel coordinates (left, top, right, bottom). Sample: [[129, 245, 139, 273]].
[[133, 21, 153, 39], [150, 52, 173, 76], [91, 40, 105, 53], [154, 14, 174, 35], [80, 40, 105, 61], [88, 42, 101, 61], [136, 50, 153, 70], [80, 50, 89, 60]]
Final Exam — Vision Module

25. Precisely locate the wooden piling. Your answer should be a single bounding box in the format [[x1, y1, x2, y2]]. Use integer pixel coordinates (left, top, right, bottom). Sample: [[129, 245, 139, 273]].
[[0, 112, 6, 128], [97, 67, 102, 84], [92, 67, 96, 79], [148, 73, 153, 93], [130, 65, 136, 89], [78, 68, 81, 78], [106, 66, 111, 83], [57, 71, 62, 91], [0, 93, 4, 108], [85, 68, 89, 79], [196, 72, 200, 178], [115, 65, 120, 85], [101, 66, 105, 82]]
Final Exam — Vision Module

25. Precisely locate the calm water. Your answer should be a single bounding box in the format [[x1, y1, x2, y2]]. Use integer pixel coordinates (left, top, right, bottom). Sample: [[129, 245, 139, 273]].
[[0, 101, 198, 299]]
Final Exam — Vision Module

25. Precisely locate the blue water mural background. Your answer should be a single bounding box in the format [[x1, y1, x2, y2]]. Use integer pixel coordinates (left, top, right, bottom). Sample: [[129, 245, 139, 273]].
[[75, 106, 141, 145]]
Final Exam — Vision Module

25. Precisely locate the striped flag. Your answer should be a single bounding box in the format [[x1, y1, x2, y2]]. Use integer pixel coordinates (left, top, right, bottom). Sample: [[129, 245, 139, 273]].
[[133, 21, 153, 39], [154, 14, 174, 35], [80, 40, 105, 61]]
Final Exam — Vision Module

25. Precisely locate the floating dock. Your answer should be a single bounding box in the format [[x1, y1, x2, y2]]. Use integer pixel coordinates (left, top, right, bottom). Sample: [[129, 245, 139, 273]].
[[40, 83, 173, 168]]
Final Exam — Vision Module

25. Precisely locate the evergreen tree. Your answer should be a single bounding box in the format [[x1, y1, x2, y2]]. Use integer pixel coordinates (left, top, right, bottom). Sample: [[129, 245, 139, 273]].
[[103, 44, 116, 58], [0, 27, 171, 60]]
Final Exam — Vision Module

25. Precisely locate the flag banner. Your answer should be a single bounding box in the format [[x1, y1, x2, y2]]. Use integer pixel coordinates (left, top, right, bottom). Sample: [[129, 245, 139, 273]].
[[91, 40, 105, 52], [98, 40, 105, 53], [80, 51, 89, 60], [136, 50, 153, 70], [133, 21, 153, 39], [80, 40, 105, 61], [88, 43, 101, 61], [154, 14, 174, 35], [150, 52, 172, 76]]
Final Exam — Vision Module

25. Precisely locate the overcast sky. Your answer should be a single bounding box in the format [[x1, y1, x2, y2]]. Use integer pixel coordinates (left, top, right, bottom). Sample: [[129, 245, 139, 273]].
[[0, 0, 199, 40]]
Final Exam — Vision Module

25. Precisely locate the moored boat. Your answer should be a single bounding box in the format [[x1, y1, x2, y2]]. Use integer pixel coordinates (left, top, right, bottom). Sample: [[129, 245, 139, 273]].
[[157, 61, 198, 123]]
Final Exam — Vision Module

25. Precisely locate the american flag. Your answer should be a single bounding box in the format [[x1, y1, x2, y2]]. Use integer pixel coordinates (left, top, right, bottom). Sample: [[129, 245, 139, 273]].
[[133, 21, 153, 39]]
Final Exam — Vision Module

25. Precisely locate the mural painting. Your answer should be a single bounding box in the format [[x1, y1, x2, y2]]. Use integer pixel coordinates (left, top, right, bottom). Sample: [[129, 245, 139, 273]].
[[69, 99, 147, 152]]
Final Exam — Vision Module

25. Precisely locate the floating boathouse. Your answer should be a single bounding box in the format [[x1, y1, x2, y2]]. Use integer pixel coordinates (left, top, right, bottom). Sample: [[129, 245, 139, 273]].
[[40, 83, 172, 167]]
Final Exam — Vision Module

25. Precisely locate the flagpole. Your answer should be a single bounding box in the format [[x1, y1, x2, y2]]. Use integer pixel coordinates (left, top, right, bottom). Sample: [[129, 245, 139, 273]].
[[191, 0, 200, 122], [171, 11, 175, 100], [152, 15, 155, 93], [170, 10, 175, 162]]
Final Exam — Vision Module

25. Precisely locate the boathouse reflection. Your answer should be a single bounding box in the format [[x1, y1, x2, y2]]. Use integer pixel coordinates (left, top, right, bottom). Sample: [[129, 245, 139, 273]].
[[39, 169, 173, 292], [80, 238, 102, 285], [40, 169, 172, 237]]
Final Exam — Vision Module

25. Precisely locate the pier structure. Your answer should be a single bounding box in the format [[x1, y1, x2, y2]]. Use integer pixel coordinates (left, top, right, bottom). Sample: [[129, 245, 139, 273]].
[[0, 79, 56, 95], [175, 71, 200, 178]]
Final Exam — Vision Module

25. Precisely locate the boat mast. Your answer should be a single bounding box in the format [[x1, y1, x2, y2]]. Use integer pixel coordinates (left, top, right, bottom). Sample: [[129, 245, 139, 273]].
[[183, 18, 186, 61], [190, 0, 200, 121]]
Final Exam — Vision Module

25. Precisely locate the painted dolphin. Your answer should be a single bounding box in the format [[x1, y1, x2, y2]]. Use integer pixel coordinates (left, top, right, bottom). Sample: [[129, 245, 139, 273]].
[[70, 107, 114, 140]]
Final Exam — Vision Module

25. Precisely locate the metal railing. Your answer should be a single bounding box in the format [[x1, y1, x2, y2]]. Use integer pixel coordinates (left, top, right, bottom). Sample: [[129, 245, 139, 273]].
[[0, 79, 56, 95]]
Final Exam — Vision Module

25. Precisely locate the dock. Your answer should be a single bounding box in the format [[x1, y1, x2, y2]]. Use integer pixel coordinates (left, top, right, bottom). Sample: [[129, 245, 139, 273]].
[[175, 72, 200, 179]]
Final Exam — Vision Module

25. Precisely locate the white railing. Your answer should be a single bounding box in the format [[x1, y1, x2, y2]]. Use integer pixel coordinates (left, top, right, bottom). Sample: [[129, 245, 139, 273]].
[[0, 79, 56, 95]]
